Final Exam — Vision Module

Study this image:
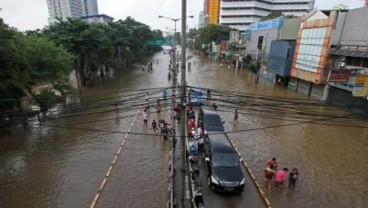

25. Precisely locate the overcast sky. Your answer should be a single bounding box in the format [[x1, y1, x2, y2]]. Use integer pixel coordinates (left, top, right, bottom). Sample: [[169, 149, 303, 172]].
[[0, 0, 364, 32]]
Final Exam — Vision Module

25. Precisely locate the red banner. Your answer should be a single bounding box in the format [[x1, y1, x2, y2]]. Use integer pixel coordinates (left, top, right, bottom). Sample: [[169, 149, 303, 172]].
[[329, 70, 351, 82]]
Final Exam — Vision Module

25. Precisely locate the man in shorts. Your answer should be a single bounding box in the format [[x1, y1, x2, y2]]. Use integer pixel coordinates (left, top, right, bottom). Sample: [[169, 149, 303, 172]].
[[142, 109, 148, 127], [264, 164, 275, 191]]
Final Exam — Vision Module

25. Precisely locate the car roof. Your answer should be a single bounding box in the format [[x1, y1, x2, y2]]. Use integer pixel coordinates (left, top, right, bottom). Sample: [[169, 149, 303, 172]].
[[201, 107, 218, 115], [190, 88, 202, 92], [207, 133, 234, 153]]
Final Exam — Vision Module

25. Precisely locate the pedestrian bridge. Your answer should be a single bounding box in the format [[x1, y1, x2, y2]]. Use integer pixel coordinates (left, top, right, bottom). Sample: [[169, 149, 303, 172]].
[[145, 39, 172, 46]]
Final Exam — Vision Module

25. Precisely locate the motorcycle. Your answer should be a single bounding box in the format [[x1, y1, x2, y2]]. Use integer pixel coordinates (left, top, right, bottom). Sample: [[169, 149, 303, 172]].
[[193, 187, 205, 208]]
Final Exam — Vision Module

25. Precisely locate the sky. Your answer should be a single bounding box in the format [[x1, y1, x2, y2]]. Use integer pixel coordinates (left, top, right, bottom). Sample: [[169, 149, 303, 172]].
[[0, 0, 364, 32]]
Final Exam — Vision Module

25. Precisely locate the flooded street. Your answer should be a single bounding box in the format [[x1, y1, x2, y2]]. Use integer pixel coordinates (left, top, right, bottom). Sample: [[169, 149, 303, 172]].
[[1, 49, 368, 208]]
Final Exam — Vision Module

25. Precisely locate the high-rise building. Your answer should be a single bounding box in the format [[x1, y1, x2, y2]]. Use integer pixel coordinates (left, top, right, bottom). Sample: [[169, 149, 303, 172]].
[[219, 0, 315, 32], [47, 0, 99, 24], [207, 0, 221, 25]]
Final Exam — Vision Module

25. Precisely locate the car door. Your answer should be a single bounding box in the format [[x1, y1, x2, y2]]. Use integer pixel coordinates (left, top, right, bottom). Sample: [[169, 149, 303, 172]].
[[204, 137, 212, 175]]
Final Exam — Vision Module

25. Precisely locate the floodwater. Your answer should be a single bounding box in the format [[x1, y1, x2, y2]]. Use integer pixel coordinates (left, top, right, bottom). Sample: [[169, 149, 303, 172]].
[[1, 48, 368, 208]]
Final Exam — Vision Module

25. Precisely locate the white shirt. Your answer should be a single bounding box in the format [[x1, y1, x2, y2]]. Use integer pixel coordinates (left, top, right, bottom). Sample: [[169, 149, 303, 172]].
[[142, 111, 148, 120]]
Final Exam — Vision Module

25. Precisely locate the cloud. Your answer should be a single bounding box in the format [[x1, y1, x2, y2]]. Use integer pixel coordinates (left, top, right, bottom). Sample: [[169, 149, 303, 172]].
[[0, 0, 363, 32]]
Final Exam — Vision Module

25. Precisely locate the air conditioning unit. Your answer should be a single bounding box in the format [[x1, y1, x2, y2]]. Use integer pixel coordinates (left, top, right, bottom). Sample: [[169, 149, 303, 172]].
[[339, 62, 346, 67]]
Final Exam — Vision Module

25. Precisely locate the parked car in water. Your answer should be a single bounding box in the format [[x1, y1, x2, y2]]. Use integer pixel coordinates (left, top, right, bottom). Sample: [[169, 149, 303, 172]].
[[204, 133, 245, 193], [198, 107, 224, 133], [189, 88, 205, 106]]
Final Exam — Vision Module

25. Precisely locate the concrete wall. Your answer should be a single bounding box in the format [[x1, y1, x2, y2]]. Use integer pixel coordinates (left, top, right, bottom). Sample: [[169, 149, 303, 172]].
[[280, 17, 301, 40], [340, 7, 368, 46], [330, 11, 348, 46], [328, 86, 368, 115], [268, 40, 295, 77], [246, 29, 281, 60]]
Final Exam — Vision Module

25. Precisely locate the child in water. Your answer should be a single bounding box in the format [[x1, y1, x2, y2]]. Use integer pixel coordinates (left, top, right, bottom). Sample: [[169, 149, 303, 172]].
[[289, 168, 299, 188]]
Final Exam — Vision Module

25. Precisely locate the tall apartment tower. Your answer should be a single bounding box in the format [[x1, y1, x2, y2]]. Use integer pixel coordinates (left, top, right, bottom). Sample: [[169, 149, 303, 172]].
[[207, 0, 221, 25], [47, 0, 99, 24], [219, 0, 315, 32]]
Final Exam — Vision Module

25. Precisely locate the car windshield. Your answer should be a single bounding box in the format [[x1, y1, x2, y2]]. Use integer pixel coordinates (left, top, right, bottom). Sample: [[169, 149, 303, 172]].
[[205, 114, 223, 131], [212, 153, 239, 167]]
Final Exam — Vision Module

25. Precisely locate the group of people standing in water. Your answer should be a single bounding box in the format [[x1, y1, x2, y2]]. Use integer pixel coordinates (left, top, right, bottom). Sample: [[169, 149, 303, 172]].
[[264, 157, 299, 191]]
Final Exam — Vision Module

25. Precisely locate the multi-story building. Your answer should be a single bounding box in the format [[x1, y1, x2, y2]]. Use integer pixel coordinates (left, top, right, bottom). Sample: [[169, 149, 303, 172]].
[[207, 0, 221, 25], [80, 14, 114, 24], [47, 0, 99, 24], [219, 0, 315, 32]]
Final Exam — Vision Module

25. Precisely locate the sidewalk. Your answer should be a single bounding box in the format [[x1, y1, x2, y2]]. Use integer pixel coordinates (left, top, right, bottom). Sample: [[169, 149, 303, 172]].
[[173, 111, 190, 208]]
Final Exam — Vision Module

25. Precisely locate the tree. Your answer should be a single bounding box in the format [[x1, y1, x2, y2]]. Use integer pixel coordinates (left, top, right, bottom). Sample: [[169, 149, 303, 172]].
[[22, 35, 73, 100], [0, 18, 73, 112], [261, 11, 282, 21], [194, 25, 232, 52], [174, 32, 181, 45], [188, 28, 198, 40], [0, 18, 29, 112]]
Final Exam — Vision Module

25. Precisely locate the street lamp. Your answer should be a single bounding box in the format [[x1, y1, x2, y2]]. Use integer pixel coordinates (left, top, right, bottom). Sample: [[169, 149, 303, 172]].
[[158, 15, 194, 208]]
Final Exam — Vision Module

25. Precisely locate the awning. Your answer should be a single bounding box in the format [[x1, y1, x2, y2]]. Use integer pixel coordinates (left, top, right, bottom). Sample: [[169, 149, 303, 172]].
[[329, 48, 368, 58]]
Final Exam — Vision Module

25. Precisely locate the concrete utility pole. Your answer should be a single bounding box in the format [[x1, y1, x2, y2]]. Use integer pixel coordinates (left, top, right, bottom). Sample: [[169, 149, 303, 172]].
[[180, 0, 187, 207], [181, 0, 187, 90]]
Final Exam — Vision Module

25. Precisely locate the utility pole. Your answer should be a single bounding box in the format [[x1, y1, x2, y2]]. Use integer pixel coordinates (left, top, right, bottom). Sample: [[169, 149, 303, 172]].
[[181, 0, 187, 91], [180, 0, 187, 207]]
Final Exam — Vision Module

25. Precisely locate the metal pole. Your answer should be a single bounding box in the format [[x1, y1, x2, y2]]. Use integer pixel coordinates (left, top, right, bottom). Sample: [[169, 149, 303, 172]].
[[181, 0, 187, 90], [170, 20, 177, 208], [180, 0, 187, 207]]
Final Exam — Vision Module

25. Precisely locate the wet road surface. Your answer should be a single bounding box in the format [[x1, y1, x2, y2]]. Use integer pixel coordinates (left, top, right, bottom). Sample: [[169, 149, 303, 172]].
[[0, 48, 368, 208]]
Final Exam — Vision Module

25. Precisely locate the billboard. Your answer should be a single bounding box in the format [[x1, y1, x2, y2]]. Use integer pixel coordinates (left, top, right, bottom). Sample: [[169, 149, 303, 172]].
[[353, 75, 368, 97], [249, 17, 283, 31]]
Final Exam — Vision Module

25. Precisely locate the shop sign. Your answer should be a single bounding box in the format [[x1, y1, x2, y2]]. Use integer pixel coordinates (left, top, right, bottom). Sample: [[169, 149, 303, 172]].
[[352, 75, 368, 97], [329, 70, 351, 82]]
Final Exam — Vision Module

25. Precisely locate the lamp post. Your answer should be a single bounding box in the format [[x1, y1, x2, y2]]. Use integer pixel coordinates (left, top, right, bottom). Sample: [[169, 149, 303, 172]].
[[159, 14, 193, 208], [158, 15, 180, 208]]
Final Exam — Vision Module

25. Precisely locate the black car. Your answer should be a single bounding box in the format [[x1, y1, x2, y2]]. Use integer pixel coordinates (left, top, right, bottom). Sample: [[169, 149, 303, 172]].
[[198, 107, 224, 133], [204, 133, 245, 193]]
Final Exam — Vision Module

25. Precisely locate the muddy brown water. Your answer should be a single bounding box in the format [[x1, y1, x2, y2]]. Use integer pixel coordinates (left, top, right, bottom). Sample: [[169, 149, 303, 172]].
[[1, 50, 367, 208]]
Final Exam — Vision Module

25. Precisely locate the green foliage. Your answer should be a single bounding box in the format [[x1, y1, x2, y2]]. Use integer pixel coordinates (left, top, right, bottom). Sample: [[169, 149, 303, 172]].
[[188, 28, 198, 40], [242, 55, 253, 68], [0, 82, 25, 111], [0, 18, 73, 111], [33, 89, 57, 112], [174, 32, 181, 45], [53, 82, 71, 95], [261, 11, 282, 21], [1, 16, 163, 112], [23, 35, 73, 82], [194, 25, 232, 51]]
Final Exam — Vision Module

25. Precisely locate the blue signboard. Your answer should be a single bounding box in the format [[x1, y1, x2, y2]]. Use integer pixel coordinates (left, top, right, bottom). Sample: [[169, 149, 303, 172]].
[[250, 17, 283, 31]]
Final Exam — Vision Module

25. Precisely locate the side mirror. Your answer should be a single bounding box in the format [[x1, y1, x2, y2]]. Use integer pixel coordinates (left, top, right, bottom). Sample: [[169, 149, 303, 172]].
[[222, 121, 225, 124], [205, 157, 210, 162]]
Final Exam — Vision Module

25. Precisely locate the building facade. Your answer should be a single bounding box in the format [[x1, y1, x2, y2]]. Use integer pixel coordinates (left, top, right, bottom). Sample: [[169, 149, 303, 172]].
[[80, 14, 114, 24], [47, 0, 99, 24], [207, 0, 221, 25], [219, 0, 314, 32], [326, 7, 368, 104], [246, 17, 284, 61]]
